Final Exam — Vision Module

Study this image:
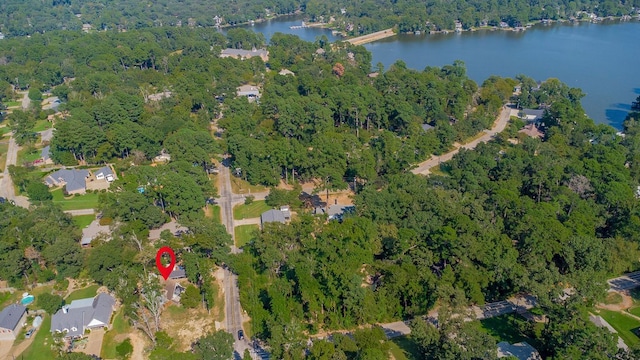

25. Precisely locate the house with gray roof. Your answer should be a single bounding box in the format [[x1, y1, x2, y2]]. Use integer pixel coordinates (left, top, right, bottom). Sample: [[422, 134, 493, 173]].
[[520, 109, 545, 122], [40, 145, 51, 163], [51, 293, 115, 339], [261, 209, 286, 228], [237, 85, 261, 100], [220, 48, 269, 61], [327, 205, 355, 221], [94, 165, 114, 182], [44, 169, 90, 195], [0, 304, 27, 340]]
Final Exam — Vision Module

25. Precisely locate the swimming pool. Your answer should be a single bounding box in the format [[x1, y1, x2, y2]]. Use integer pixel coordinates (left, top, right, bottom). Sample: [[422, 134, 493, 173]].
[[20, 295, 34, 305]]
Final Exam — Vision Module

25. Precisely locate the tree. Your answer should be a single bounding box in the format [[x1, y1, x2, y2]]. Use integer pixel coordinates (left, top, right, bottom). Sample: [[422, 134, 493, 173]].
[[38, 293, 64, 314], [181, 285, 201, 309], [26, 181, 53, 201], [116, 338, 134, 359], [193, 330, 234, 360], [132, 274, 166, 344]]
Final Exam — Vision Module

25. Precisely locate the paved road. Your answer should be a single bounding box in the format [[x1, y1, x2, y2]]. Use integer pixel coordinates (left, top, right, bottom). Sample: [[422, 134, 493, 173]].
[[218, 161, 255, 358], [411, 105, 516, 175], [21, 91, 30, 110], [0, 135, 31, 208], [64, 208, 95, 216]]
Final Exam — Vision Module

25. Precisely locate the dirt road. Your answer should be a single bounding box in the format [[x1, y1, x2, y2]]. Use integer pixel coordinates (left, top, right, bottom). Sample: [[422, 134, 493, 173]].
[[411, 105, 516, 176]]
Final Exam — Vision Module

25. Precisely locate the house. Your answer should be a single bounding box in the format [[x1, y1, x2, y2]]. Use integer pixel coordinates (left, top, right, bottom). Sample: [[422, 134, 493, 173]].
[[315, 48, 326, 55], [220, 48, 269, 62], [51, 293, 116, 339], [327, 205, 355, 221], [169, 265, 186, 280], [82, 24, 92, 33], [519, 109, 545, 122], [153, 150, 171, 163], [164, 280, 186, 303], [519, 123, 544, 139], [0, 32, 5, 40], [280, 206, 291, 220], [94, 166, 115, 183], [367, 72, 379, 78], [236, 85, 261, 100], [421, 123, 435, 132], [0, 304, 27, 340], [44, 169, 90, 195], [40, 145, 53, 164], [278, 69, 295, 76], [497, 341, 542, 360], [261, 209, 286, 228]]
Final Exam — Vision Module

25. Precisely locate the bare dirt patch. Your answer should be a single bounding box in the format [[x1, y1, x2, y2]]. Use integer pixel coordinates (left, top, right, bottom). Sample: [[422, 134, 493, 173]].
[[162, 306, 216, 352], [598, 290, 633, 311], [129, 331, 147, 360]]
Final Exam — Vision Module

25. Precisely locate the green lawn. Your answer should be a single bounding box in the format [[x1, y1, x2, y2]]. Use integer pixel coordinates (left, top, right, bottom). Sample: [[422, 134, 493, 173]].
[[101, 309, 131, 359], [390, 336, 421, 360], [0, 126, 11, 137], [20, 315, 57, 360], [233, 200, 271, 220], [480, 314, 530, 344], [235, 224, 259, 247], [4, 100, 21, 107], [18, 146, 42, 164], [72, 214, 95, 229], [0, 141, 8, 170], [212, 205, 221, 223], [65, 285, 99, 302], [230, 176, 267, 194], [51, 189, 100, 210], [628, 307, 640, 318], [33, 119, 52, 132], [599, 309, 640, 347]]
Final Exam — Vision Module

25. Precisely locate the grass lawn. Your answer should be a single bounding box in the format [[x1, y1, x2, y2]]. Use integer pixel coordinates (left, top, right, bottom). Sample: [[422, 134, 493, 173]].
[[17, 146, 42, 164], [235, 224, 259, 247], [51, 188, 100, 210], [390, 336, 421, 360], [65, 285, 99, 302], [480, 314, 530, 344], [101, 309, 131, 359], [233, 200, 271, 220], [32, 119, 52, 132], [212, 205, 221, 223], [629, 307, 640, 318], [0, 141, 8, 170], [604, 292, 624, 305], [4, 100, 21, 107], [230, 176, 267, 194], [0, 126, 11, 137], [20, 315, 56, 360], [72, 214, 95, 229], [599, 309, 640, 347]]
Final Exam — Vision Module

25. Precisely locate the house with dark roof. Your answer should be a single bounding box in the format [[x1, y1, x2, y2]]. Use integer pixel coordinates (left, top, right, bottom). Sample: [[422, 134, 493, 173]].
[[421, 123, 435, 132], [51, 293, 115, 339], [519, 109, 545, 122], [0, 304, 27, 340], [169, 265, 186, 280], [261, 209, 286, 228], [44, 169, 90, 195], [164, 280, 186, 303], [220, 48, 269, 61]]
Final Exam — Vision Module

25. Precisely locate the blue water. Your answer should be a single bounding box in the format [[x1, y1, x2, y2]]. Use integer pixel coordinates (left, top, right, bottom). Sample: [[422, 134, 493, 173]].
[[241, 17, 640, 128], [21, 295, 34, 305]]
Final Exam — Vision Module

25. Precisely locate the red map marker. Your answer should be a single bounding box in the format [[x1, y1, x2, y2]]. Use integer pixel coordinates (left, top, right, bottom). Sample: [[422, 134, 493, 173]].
[[156, 246, 176, 280]]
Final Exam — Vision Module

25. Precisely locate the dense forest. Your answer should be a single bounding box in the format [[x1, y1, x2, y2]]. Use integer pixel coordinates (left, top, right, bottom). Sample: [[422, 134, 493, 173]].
[[0, 0, 638, 37], [233, 92, 640, 359]]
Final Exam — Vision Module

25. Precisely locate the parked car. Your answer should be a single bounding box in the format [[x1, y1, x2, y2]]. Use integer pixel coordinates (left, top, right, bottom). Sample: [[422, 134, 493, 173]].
[[25, 328, 35, 338], [237, 329, 244, 340]]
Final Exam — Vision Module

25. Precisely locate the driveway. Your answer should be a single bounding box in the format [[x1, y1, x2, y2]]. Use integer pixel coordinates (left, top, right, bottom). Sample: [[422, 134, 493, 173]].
[[80, 328, 105, 357]]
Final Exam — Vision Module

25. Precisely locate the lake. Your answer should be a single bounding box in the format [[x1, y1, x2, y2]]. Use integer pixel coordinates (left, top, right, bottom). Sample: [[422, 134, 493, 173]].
[[242, 16, 640, 128]]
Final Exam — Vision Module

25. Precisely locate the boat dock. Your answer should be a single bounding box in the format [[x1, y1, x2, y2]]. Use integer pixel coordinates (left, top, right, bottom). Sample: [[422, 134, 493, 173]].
[[290, 21, 309, 29], [346, 28, 396, 45]]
